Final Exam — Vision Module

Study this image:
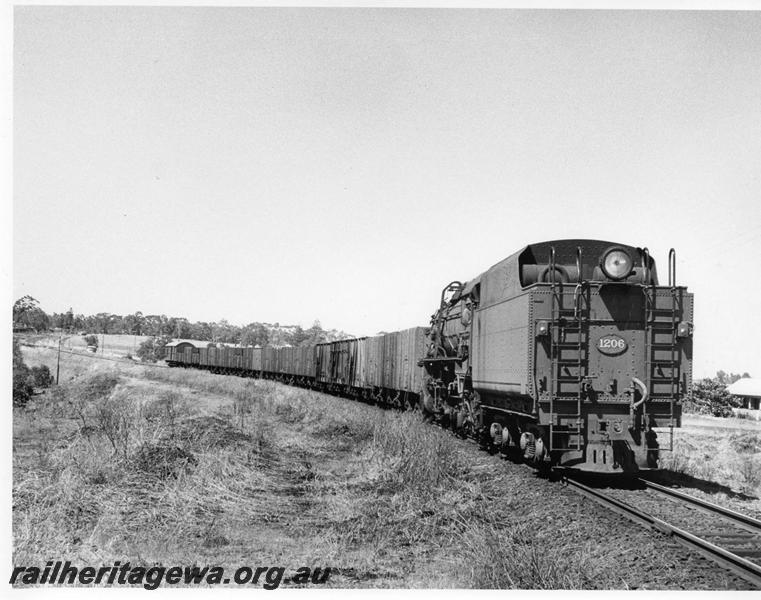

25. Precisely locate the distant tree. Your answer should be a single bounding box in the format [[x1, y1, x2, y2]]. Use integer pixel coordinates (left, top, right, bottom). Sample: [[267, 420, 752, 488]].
[[268, 327, 287, 347], [132, 311, 144, 335], [175, 318, 192, 339], [49, 312, 62, 329], [192, 321, 213, 341], [240, 323, 268, 347], [139, 315, 160, 337], [136, 335, 172, 362], [166, 317, 190, 339], [327, 328, 353, 342], [123, 311, 144, 336], [212, 319, 241, 344], [289, 325, 310, 347], [13, 295, 50, 332], [113, 314, 125, 334], [159, 315, 175, 337], [13, 295, 38, 322], [93, 312, 116, 334], [716, 370, 752, 385], [12, 338, 33, 407], [63, 307, 74, 331], [305, 320, 327, 345]]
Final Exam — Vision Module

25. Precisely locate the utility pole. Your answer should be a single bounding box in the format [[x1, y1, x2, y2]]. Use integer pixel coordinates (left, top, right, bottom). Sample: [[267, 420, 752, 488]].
[[56, 331, 62, 384]]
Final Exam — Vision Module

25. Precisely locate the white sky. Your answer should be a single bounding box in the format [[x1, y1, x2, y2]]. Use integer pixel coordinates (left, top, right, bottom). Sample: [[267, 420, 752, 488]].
[[11, 6, 761, 378]]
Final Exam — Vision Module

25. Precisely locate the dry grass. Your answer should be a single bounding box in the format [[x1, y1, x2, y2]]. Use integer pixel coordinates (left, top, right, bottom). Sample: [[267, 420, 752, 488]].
[[657, 415, 761, 500], [14, 352, 753, 589], [14, 362, 609, 588]]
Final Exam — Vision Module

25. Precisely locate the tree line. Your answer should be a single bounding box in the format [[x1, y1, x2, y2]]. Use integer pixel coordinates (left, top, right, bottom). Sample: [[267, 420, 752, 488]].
[[13, 296, 352, 348]]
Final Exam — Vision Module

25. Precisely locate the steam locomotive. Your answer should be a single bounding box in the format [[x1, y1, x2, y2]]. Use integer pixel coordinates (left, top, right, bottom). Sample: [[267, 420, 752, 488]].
[[166, 239, 693, 474]]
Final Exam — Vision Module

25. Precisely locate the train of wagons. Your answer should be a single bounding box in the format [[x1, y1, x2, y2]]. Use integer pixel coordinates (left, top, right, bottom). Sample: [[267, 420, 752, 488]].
[[165, 239, 693, 475]]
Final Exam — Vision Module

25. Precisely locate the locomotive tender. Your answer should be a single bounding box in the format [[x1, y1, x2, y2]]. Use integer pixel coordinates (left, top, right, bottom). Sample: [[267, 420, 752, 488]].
[[166, 239, 693, 474]]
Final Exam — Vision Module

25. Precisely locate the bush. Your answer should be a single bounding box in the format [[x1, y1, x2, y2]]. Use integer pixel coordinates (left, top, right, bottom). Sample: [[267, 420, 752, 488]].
[[13, 339, 57, 407], [30, 365, 55, 388], [83, 334, 98, 351], [684, 377, 742, 417], [69, 372, 121, 429], [136, 335, 171, 363], [13, 338, 33, 407], [76, 372, 121, 403], [131, 442, 197, 479]]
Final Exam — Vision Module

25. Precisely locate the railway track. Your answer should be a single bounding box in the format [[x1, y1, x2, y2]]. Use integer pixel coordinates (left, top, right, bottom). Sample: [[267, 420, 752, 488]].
[[563, 476, 761, 588], [383, 404, 761, 588]]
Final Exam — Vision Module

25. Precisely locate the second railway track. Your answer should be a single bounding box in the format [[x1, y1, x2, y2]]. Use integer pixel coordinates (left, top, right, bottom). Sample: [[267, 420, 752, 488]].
[[563, 476, 761, 588]]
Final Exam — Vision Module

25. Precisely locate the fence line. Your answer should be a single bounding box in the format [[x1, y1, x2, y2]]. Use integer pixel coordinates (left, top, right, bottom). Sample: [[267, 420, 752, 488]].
[[21, 343, 173, 369]]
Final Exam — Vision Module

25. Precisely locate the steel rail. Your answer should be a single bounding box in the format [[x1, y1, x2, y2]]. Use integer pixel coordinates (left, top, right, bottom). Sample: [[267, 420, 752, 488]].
[[639, 478, 761, 534], [564, 477, 761, 588]]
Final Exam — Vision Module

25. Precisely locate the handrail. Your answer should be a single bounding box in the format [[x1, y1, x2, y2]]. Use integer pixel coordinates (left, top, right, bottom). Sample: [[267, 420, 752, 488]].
[[439, 280, 463, 309], [549, 247, 556, 286], [573, 283, 583, 320], [576, 246, 582, 283], [669, 248, 676, 287], [641, 247, 650, 286], [631, 376, 648, 413]]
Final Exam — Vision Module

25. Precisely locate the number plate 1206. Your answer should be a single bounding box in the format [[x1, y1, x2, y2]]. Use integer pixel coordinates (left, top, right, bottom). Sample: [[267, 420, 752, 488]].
[[597, 334, 627, 355]]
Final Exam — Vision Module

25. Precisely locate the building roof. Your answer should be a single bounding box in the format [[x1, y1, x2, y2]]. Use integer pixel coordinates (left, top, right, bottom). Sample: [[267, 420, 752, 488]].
[[727, 378, 761, 398], [165, 339, 212, 348]]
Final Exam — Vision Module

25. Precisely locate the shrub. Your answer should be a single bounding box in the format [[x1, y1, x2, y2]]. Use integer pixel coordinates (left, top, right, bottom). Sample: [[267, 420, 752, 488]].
[[683, 378, 742, 417], [738, 455, 761, 493], [136, 335, 171, 363], [77, 372, 121, 402], [13, 338, 33, 407], [30, 365, 54, 388], [12, 339, 56, 407], [131, 442, 197, 479], [68, 372, 121, 429], [82, 334, 98, 351]]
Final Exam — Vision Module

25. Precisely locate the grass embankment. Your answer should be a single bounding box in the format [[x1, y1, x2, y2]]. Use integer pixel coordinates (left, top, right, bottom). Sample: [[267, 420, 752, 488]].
[[656, 415, 761, 509], [14, 350, 757, 589], [14, 360, 613, 589]]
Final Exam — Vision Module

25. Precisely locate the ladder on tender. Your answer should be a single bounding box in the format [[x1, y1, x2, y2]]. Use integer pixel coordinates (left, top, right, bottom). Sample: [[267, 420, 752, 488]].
[[548, 247, 588, 453], [642, 248, 682, 452]]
